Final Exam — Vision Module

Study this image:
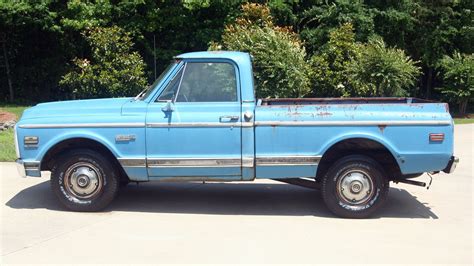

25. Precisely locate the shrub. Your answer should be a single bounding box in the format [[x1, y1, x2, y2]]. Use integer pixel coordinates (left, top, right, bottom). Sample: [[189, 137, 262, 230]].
[[60, 26, 147, 99], [310, 23, 420, 97], [346, 37, 421, 97], [210, 3, 310, 98], [309, 23, 360, 97], [437, 52, 474, 115]]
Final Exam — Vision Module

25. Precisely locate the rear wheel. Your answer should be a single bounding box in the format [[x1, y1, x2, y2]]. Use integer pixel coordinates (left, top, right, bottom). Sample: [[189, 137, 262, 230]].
[[51, 149, 119, 211], [321, 155, 389, 218]]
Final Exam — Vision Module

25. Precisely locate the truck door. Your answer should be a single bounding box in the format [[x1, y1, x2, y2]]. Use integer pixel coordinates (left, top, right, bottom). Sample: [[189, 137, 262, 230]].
[[145, 60, 243, 180]]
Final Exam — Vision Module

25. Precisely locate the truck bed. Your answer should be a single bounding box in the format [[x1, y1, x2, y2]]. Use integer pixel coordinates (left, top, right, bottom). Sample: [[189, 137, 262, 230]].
[[260, 97, 436, 106]]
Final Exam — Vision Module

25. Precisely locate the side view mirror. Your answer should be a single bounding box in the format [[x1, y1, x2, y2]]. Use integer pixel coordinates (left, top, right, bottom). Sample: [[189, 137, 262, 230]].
[[161, 100, 175, 112]]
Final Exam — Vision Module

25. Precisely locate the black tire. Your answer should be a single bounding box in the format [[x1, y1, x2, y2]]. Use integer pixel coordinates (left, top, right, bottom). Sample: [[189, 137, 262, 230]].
[[50, 149, 119, 211], [321, 155, 389, 218]]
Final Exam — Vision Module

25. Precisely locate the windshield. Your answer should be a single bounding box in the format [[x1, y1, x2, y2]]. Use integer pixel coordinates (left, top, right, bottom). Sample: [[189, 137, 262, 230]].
[[135, 62, 177, 100]]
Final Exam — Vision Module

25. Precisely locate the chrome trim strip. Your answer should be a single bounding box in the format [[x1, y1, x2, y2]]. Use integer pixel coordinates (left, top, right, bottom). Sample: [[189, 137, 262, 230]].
[[19, 123, 145, 129], [148, 158, 242, 168], [143, 120, 451, 128], [121, 156, 321, 168], [242, 157, 254, 167], [147, 122, 241, 128], [241, 122, 254, 128], [19, 120, 450, 129], [256, 156, 321, 166], [254, 120, 452, 126], [118, 158, 147, 168]]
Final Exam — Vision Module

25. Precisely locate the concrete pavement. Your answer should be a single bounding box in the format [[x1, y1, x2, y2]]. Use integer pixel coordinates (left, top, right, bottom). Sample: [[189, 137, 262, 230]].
[[1, 125, 472, 264]]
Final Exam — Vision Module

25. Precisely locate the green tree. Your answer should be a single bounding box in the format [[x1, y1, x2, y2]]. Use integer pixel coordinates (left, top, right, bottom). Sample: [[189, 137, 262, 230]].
[[298, 0, 375, 55], [437, 52, 474, 116], [309, 23, 361, 97], [310, 23, 420, 97], [211, 3, 311, 98], [346, 37, 421, 97], [60, 26, 147, 98], [407, 0, 470, 98], [0, 0, 64, 102]]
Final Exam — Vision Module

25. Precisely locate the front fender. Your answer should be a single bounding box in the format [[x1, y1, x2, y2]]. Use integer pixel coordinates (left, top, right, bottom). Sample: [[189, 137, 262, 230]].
[[35, 130, 121, 162]]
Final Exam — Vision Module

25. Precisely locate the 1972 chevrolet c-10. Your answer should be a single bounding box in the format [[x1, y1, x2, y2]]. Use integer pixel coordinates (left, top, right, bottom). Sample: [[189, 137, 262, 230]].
[[15, 51, 458, 218]]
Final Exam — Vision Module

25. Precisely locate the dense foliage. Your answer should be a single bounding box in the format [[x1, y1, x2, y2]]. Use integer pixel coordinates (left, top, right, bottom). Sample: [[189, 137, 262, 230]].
[[308, 22, 420, 97], [0, 0, 472, 113], [60, 26, 147, 98], [437, 52, 474, 115], [211, 3, 311, 98], [346, 37, 421, 97]]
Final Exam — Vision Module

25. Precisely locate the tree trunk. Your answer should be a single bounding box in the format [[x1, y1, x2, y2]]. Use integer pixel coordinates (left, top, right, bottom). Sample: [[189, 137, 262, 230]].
[[459, 99, 468, 116], [425, 67, 433, 99], [2, 41, 14, 102]]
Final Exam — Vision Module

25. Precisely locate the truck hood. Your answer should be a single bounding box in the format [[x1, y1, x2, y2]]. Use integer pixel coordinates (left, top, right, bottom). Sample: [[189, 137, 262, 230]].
[[21, 98, 132, 120]]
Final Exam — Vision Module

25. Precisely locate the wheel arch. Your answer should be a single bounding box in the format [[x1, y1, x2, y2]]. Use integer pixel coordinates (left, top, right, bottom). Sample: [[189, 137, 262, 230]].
[[38, 134, 129, 182], [316, 134, 402, 181]]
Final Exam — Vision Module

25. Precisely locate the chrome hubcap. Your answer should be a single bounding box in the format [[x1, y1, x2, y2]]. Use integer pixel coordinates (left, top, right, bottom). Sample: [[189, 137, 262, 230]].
[[64, 162, 103, 199], [337, 170, 374, 205]]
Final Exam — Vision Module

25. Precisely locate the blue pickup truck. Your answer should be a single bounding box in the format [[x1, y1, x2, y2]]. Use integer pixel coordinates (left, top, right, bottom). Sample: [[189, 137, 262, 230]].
[[15, 51, 458, 218]]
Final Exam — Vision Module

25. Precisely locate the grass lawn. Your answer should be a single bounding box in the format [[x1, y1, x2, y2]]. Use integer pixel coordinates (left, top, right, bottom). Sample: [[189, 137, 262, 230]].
[[0, 129, 16, 161], [453, 117, 474, 124], [0, 104, 30, 120], [0, 104, 30, 162]]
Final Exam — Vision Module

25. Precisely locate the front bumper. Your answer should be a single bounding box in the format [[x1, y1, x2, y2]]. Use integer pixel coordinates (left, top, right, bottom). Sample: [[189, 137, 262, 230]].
[[16, 159, 26, 178], [443, 156, 459, 174], [15, 159, 41, 178]]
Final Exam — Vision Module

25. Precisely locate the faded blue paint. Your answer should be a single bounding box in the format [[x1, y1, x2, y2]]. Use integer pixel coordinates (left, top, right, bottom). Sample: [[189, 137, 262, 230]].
[[15, 51, 455, 182]]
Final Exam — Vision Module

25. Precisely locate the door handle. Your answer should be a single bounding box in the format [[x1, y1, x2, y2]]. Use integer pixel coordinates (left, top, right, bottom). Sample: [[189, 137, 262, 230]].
[[219, 115, 239, 122]]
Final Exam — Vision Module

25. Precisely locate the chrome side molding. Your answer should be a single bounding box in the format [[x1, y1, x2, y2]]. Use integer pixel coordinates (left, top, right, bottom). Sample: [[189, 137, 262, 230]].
[[118, 158, 147, 168], [118, 156, 321, 168], [147, 158, 242, 168], [19, 123, 145, 129], [254, 120, 452, 126], [256, 156, 321, 166], [19, 120, 451, 129]]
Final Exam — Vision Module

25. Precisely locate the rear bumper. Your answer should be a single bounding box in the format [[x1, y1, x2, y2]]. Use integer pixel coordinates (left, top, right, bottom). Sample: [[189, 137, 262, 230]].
[[443, 156, 459, 174], [15, 159, 41, 178]]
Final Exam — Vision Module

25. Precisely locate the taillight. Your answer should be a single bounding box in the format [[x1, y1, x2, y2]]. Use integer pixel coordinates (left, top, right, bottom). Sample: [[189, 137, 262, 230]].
[[429, 133, 445, 142]]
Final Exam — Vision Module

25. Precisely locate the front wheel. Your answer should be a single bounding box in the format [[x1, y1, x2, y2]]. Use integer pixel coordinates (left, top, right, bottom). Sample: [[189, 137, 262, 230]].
[[321, 155, 389, 218], [51, 149, 119, 211]]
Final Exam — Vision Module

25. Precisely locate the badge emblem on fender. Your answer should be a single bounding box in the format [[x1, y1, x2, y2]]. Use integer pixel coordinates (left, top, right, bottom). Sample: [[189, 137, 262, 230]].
[[115, 134, 136, 142]]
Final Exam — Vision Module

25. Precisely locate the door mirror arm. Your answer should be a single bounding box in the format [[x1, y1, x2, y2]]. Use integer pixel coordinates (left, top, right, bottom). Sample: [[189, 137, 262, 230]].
[[161, 100, 175, 112]]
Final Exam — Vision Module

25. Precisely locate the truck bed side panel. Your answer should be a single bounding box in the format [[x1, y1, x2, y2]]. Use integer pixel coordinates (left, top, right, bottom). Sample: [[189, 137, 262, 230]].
[[254, 103, 453, 178]]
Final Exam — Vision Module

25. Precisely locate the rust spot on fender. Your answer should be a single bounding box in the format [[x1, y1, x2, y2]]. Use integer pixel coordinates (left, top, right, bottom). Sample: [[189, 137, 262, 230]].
[[378, 125, 387, 133]]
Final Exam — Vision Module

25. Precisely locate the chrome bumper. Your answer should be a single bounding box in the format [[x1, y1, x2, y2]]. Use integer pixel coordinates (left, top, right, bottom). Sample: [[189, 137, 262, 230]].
[[16, 159, 26, 178], [443, 156, 459, 174], [16, 159, 41, 178]]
